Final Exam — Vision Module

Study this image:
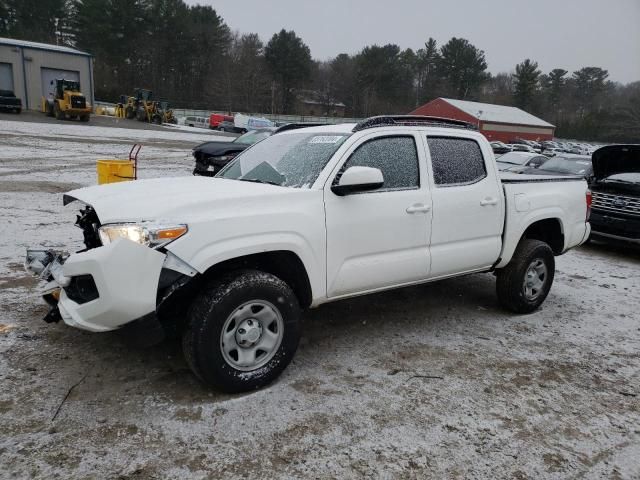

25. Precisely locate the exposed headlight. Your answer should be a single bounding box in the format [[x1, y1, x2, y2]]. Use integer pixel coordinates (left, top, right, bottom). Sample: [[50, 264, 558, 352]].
[[98, 224, 188, 248]]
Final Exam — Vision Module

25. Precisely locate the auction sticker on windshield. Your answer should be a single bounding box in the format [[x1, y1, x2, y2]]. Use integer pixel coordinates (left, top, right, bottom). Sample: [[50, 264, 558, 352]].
[[309, 136, 344, 144]]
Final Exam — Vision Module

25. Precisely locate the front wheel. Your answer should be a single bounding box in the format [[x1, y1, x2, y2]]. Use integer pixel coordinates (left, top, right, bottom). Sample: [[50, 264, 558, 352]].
[[182, 270, 301, 392], [54, 102, 65, 120], [496, 239, 555, 313]]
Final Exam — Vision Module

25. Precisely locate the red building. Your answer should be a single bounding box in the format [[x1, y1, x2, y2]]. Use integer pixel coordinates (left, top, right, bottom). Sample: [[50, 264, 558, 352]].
[[409, 98, 555, 143]]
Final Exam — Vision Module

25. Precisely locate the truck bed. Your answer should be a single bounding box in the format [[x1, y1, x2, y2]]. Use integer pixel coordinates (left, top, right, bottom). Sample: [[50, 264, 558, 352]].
[[499, 172, 584, 183]]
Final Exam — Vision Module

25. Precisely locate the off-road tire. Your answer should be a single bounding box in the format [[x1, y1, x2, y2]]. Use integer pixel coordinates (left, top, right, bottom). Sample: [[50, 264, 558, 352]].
[[182, 269, 301, 392], [80, 114, 90, 122], [496, 239, 555, 314]]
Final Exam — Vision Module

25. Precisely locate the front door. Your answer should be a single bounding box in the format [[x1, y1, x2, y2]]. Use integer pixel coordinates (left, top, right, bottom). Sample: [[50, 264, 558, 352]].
[[324, 133, 431, 298]]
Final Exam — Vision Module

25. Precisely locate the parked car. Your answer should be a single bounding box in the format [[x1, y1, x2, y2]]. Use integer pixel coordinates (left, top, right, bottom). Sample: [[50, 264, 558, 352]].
[[0, 89, 22, 113], [184, 116, 209, 128], [209, 113, 234, 130], [496, 152, 549, 172], [542, 148, 565, 157], [508, 144, 537, 153], [192, 128, 274, 176], [519, 155, 593, 179], [588, 145, 640, 244], [216, 120, 246, 134], [491, 141, 511, 154], [25, 115, 590, 392]]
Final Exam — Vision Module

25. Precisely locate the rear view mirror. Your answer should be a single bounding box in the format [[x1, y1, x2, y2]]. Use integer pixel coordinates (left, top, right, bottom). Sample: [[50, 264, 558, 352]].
[[331, 166, 384, 196]]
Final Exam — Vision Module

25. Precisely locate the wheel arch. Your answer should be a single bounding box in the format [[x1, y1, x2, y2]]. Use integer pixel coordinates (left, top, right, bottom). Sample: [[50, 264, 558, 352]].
[[201, 250, 313, 308], [496, 215, 566, 269], [521, 218, 565, 255]]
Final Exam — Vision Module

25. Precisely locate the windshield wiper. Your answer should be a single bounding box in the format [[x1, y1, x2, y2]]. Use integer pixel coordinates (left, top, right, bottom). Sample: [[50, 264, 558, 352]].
[[604, 178, 634, 184], [498, 161, 522, 166], [238, 178, 281, 186]]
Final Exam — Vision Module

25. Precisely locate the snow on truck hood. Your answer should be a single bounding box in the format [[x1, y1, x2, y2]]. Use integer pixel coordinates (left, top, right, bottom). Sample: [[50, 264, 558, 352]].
[[591, 145, 640, 180], [63, 176, 304, 224]]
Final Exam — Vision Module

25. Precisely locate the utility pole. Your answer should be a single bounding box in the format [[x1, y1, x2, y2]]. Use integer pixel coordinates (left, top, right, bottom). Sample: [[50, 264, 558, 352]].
[[54, 18, 60, 46]]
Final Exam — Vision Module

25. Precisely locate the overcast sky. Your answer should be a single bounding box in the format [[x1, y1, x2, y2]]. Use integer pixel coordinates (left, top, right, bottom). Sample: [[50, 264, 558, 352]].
[[185, 0, 640, 84]]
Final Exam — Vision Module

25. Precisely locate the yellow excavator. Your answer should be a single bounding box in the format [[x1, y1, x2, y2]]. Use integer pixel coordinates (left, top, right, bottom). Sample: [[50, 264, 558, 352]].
[[41, 79, 91, 122]]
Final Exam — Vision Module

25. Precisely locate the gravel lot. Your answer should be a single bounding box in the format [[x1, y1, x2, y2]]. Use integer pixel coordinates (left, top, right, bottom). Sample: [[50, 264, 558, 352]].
[[1, 115, 639, 479]]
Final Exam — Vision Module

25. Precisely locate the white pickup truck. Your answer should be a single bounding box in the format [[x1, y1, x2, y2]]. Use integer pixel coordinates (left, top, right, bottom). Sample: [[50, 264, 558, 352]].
[[26, 116, 591, 392]]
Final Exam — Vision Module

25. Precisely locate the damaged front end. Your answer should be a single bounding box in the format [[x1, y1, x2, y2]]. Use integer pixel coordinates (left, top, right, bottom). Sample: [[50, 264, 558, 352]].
[[25, 197, 199, 346]]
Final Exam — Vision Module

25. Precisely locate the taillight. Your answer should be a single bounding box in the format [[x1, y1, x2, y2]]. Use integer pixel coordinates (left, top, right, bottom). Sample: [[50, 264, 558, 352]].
[[586, 190, 592, 221]]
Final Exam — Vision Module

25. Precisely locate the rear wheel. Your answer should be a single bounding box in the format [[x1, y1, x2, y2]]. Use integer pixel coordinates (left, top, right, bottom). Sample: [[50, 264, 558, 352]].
[[80, 114, 90, 122], [182, 270, 301, 392], [496, 239, 555, 313]]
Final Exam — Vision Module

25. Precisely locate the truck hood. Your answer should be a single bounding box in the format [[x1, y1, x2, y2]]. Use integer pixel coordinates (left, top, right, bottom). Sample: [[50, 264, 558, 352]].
[[592, 145, 640, 180], [63, 177, 303, 224]]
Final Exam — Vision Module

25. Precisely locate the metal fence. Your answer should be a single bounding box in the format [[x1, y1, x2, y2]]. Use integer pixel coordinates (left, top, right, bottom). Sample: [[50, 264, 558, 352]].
[[94, 102, 363, 125], [173, 109, 363, 125]]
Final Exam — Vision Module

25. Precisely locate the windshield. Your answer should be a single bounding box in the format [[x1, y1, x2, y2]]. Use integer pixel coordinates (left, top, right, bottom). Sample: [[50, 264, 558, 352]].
[[539, 157, 592, 175], [602, 173, 640, 184], [220, 132, 350, 188], [233, 130, 272, 145], [497, 152, 534, 165]]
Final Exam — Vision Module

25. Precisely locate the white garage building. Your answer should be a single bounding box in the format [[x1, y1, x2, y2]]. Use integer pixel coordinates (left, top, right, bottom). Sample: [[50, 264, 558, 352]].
[[0, 37, 94, 111]]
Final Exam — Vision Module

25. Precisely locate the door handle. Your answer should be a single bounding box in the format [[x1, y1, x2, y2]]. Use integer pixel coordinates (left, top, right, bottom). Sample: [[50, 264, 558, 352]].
[[480, 197, 498, 206], [406, 204, 431, 214]]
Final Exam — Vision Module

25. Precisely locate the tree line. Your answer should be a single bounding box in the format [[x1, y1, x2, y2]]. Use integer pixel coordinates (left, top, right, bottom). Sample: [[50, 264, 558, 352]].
[[1, 0, 638, 141]]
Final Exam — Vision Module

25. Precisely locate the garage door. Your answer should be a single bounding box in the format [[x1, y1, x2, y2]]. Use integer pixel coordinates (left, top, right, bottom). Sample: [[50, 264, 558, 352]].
[[41, 67, 79, 97], [0, 63, 14, 91]]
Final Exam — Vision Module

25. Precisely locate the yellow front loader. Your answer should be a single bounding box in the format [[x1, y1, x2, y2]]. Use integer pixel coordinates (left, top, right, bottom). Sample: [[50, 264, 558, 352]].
[[41, 79, 91, 122]]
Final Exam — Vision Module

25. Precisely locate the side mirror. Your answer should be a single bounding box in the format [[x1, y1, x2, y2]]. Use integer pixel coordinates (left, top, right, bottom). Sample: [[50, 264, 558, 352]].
[[331, 166, 384, 196]]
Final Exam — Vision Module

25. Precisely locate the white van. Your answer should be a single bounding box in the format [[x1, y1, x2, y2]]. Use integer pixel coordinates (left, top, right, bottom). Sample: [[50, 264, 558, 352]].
[[183, 116, 209, 129]]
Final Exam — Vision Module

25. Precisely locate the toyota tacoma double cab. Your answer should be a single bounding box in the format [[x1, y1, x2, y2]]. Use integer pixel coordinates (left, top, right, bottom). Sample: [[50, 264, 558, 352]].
[[26, 116, 591, 392]]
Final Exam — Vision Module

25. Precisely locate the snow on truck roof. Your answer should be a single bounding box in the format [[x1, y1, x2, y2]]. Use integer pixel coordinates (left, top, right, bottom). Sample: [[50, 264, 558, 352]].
[[442, 98, 555, 128], [0, 37, 92, 57]]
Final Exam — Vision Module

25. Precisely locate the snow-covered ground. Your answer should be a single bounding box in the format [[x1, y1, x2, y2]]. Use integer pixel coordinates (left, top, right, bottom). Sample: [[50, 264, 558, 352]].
[[0, 116, 639, 479]]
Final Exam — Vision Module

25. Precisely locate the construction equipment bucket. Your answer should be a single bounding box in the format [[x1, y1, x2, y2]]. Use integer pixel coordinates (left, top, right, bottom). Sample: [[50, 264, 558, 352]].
[[96, 159, 135, 185]]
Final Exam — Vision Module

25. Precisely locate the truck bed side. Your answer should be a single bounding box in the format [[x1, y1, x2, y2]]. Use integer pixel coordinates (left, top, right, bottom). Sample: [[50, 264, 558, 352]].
[[496, 174, 590, 269]]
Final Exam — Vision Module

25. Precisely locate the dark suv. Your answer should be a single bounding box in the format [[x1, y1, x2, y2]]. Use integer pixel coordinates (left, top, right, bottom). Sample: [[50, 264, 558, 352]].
[[589, 145, 640, 244]]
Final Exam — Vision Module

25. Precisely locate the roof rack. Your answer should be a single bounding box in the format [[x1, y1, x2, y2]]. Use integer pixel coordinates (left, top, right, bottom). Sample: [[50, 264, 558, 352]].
[[352, 115, 477, 132], [273, 122, 326, 134]]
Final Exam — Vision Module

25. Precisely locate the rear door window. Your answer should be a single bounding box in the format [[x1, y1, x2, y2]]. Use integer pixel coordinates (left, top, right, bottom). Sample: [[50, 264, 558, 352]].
[[427, 137, 487, 186]]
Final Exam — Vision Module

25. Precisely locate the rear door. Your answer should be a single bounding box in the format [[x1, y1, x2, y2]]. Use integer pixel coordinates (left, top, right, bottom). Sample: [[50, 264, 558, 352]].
[[324, 131, 432, 298], [426, 135, 504, 277]]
